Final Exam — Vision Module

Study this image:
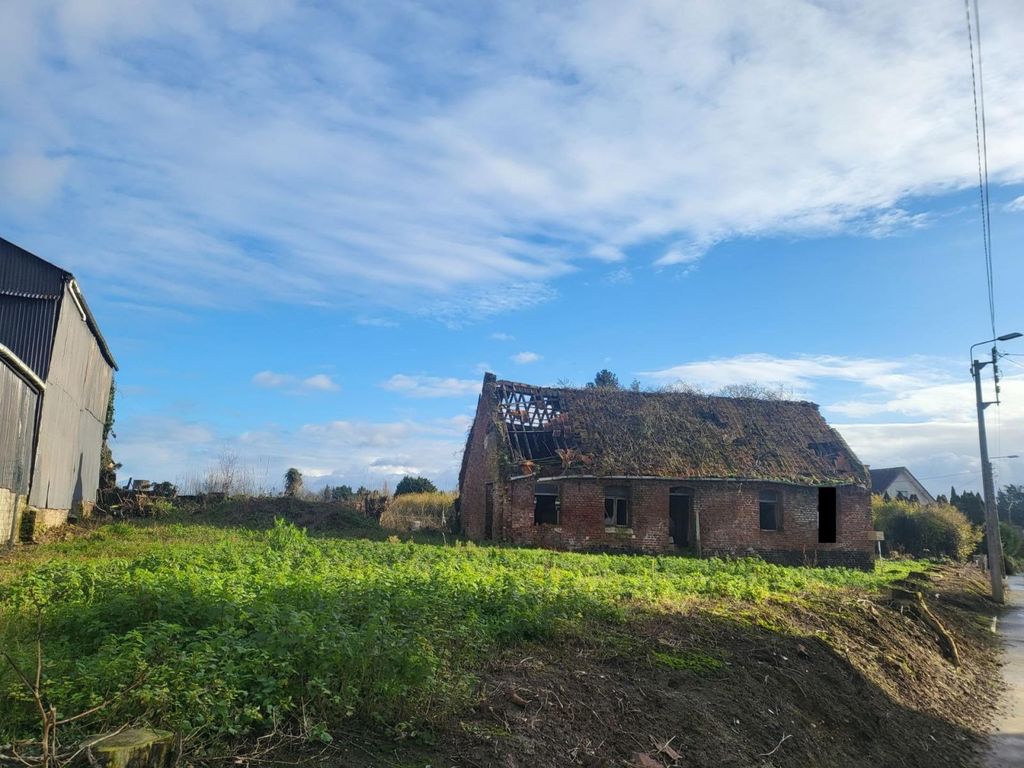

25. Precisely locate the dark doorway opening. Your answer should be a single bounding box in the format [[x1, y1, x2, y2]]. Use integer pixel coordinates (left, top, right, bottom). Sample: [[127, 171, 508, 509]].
[[669, 489, 692, 548], [484, 483, 494, 540], [818, 487, 837, 543]]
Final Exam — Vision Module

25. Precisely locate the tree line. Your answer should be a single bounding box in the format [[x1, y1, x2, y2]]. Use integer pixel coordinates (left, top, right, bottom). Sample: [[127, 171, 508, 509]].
[[939, 484, 1024, 526], [282, 468, 441, 500]]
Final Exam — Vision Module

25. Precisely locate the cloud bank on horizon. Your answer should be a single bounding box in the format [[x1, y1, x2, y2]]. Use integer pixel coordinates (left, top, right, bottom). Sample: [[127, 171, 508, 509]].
[[110, 355, 1024, 496]]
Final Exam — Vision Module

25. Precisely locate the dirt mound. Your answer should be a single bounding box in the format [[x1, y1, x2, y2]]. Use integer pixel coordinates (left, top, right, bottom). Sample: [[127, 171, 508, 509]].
[[437, 564, 1001, 768]]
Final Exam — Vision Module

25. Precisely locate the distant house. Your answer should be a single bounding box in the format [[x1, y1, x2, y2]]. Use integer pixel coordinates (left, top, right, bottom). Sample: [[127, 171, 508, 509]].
[[869, 466, 935, 504], [0, 237, 117, 542], [459, 374, 875, 568]]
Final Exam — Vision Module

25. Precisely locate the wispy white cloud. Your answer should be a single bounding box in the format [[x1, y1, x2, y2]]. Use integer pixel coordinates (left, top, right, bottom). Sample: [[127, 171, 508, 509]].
[[512, 351, 541, 364], [354, 316, 399, 328], [490, 332, 515, 342], [252, 370, 340, 393], [303, 374, 340, 392], [590, 244, 625, 262], [862, 208, 930, 238], [252, 371, 290, 389], [1007, 195, 1024, 212], [3, 2, 1024, 314], [639, 353, 927, 396], [423, 283, 558, 328], [381, 374, 480, 398], [655, 241, 711, 268], [604, 266, 633, 285]]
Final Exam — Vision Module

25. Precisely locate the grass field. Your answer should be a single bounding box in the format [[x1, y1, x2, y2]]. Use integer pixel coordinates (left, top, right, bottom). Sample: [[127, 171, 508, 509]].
[[0, 517, 919, 754]]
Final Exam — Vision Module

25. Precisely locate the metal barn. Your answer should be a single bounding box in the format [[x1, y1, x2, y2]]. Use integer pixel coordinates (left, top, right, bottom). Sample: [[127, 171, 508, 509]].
[[0, 237, 117, 541]]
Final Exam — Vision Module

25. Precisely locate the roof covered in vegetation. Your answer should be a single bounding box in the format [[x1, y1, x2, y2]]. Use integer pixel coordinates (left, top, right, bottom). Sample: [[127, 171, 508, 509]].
[[479, 376, 868, 486]]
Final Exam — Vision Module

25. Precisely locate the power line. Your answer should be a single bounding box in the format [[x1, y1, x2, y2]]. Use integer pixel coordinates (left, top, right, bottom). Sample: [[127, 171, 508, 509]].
[[964, 0, 997, 340], [919, 469, 981, 481], [974, 0, 995, 336]]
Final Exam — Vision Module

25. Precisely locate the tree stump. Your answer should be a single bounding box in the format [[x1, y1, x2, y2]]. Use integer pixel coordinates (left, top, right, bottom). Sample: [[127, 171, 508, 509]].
[[81, 729, 176, 768]]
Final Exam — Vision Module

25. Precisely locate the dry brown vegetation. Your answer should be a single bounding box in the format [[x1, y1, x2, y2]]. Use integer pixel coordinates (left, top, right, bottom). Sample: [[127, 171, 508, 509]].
[[380, 491, 458, 532]]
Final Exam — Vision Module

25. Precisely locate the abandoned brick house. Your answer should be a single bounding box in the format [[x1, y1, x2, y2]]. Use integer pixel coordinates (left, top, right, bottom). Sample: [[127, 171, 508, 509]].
[[458, 374, 875, 569]]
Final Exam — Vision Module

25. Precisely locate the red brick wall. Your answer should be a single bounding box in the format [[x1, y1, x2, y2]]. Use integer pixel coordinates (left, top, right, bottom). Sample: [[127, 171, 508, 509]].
[[697, 481, 874, 567], [459, 383, 499, 541], [482, 476, 874, 568]]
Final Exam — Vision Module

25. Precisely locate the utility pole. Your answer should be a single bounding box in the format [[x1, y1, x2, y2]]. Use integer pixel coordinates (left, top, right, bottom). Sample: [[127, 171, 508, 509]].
[[972, 354, 1004, 603], [971, 331, 1022, 604]]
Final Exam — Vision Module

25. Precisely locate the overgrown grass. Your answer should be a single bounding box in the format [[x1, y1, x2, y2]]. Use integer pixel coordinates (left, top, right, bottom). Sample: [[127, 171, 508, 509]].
[[0, 519, 917, 751]]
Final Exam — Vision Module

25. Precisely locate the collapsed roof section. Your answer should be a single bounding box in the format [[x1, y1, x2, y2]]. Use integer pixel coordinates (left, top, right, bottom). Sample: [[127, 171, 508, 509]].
[[495, 380, 575, 466]]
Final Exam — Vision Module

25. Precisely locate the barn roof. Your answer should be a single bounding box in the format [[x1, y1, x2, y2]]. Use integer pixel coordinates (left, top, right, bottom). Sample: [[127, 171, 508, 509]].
[[0, 236, 118, 373], [474, 376, 868, 486]]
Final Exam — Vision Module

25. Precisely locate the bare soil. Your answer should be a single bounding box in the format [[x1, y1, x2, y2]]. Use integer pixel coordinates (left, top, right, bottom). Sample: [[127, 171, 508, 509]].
[[310, 564, 1002, 768]]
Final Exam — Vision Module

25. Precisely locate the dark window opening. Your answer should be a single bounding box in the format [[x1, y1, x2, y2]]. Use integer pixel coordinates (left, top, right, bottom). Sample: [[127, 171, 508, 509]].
[[604, 485, 630, 527], [818, 487, 837, 543], [534, 492, 560, 525], [759, 490, 780, 530]]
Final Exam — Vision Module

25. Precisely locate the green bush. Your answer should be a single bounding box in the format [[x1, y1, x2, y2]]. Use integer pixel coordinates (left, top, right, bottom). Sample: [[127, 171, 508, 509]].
[[394, 476, 439, 496], [981, 522, 1024, 575], [872, 497, 982, 561], [1000, 522, 1024, 559]]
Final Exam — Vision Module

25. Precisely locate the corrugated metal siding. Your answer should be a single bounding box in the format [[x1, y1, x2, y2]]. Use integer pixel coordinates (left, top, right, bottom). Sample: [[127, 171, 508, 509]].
[[29, 284, 113, 511], [0, 360, 38, 494], [0, 237, 66, 299], [0, 294, 59, 379]]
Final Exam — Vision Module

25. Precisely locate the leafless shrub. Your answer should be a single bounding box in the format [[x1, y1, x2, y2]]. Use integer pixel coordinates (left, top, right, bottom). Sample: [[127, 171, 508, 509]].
[[177, 452, 276, 497]]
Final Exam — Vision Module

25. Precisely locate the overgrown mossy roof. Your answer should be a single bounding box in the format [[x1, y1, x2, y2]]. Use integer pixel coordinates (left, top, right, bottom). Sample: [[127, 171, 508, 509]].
[[477, 377, 868, 486]]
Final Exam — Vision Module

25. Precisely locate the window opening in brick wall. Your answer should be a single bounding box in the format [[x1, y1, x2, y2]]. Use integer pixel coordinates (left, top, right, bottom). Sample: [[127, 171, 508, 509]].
[[818, 487, 837, 543], [534, 490, 560, 525], [604, 485, 630, 527], [759, 489, 780, 530]]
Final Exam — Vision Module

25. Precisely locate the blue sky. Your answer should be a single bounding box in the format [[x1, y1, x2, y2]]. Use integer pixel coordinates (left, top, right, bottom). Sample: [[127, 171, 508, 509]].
[[2, 1, 1024, 495]]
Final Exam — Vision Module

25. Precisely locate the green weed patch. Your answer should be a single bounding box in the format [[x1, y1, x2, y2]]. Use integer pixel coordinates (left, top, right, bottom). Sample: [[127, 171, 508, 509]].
[[0, 519, 916, 751]]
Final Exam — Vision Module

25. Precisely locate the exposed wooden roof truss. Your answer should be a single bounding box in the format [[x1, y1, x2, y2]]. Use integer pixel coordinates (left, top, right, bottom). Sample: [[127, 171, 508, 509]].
[[496, 383, 575, 463]]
